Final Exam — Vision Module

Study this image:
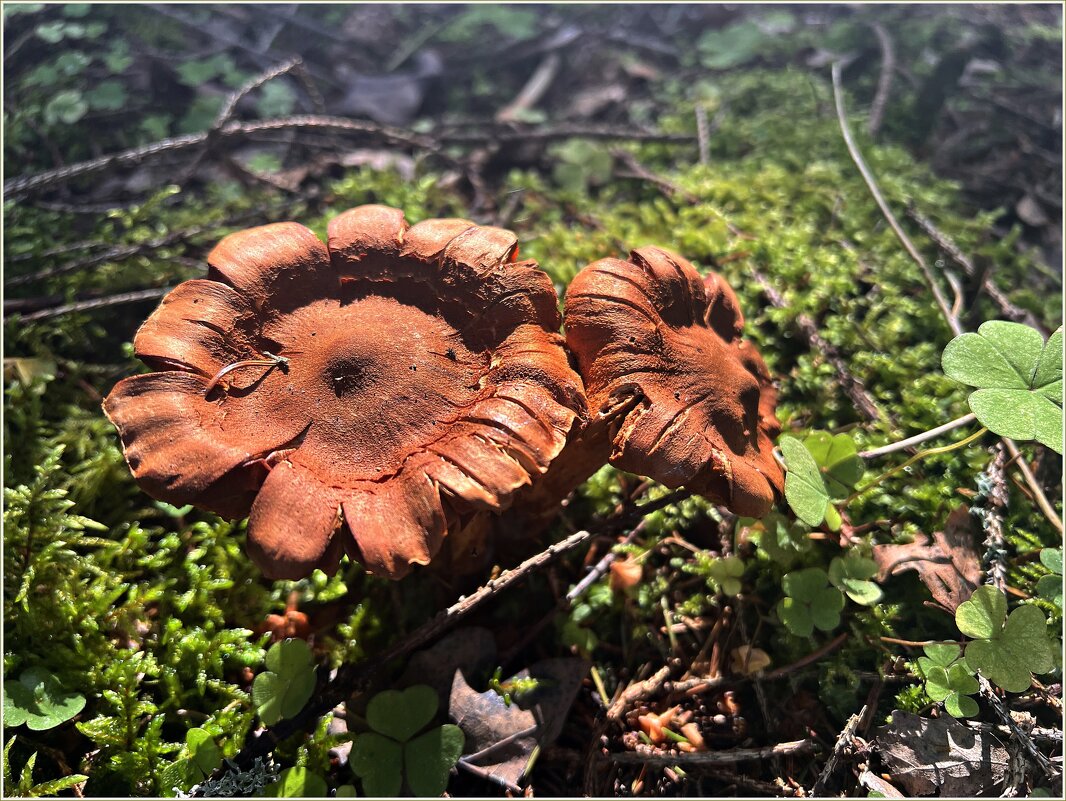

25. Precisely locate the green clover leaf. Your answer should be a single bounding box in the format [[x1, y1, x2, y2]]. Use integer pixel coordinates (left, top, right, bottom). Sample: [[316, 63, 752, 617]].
[[828, 553, 883, 605], [251, 639, 316, 726], [780, 435, 831, 527], [707, 556, 745, 596], [942, 322, 1063, 453], [351, 685, 463, 797], [404, 724, 465, 797], [917, 643, 979, 718], [1036, 548, 1062, 608], [776, 568, 845, 637], [749, 511, 811, 567], [957, 587, 1054, 692], [780, 433, 862, 528], [263, 767, 329, 798], [2, 667, 86, 731], [801, 431, 865, 499]]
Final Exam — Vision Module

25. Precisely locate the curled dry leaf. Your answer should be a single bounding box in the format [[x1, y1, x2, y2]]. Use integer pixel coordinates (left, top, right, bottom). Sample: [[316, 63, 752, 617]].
[[104, 206, 585, 580], [872, 505, 981, 612], [609, 556, 644, 592], [729, 645, 772, 676], [564, 247, 783, 517]]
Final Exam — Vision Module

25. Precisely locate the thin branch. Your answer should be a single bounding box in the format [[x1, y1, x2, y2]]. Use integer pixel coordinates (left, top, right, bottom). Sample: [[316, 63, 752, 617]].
[[979, 677, 1061, 788], [608, 738, 815, 766], [695, 104, 710, 166], [606, 665, 671, 723], [831, 61, 960, 336], [867, 23, 895, 137], [1004, 439, 1062, 534], [811, 705, 866, 796], [17, 287, 172, 322], [859, 413, 976, 459], [496, 52, 562, 123]]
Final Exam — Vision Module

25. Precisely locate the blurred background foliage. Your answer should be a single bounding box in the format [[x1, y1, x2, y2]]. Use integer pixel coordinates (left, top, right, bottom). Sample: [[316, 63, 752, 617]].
[[3, 3, 1062, 797]]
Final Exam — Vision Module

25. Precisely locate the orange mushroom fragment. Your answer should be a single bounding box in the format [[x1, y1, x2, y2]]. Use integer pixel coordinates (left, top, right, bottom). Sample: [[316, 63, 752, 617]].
[[563, 246, 783, 517], [104, 206, 585, 580]]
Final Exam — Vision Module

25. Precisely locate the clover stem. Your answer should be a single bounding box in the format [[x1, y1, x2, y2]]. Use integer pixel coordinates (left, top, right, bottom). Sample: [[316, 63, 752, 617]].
[[841, 426, 989, 506], [858, 412, 977, 459]]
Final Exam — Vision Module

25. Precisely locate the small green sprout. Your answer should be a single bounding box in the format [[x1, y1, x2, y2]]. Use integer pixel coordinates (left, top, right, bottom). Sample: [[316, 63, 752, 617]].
[[916, 642, 979, 718], [487, 667, 543, 707], [251, 639, 316, 726], [1036, 548, 1063, 609], [706, 555, 745, 596], [3, 667, 86, 731], [956, 586, 1055, 692], [350, 685, 464, 797], [942, 322, 1063, 453], [776, 567, 845, 637], [828, 553, 883, 605]]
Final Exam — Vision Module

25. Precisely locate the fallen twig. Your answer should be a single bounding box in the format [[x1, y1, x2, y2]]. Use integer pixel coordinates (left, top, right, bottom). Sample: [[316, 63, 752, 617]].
[[17, 287, 172, 322], [608, 738, 816, 765], [979, 677, 1061, 789], [867, 22, 895, 137], [496, 52, 562, 122], [751, 267, 886, 424], [831, 61, 960, 336], [607, 665, 671, 723], [905, 204, 1047, 332], [811, 705, 866, 796]]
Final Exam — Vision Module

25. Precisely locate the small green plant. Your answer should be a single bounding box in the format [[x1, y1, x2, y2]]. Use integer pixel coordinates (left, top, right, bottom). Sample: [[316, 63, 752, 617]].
[[828, 554, 883, 605], [779, 432, 862, 528], [156, 728, 222, 797], [942, 322, 1063, 453], [350, 685, 464, 797], [487, 667, 543, 707], [263, 767, 329, 798], [916, 642, 979, 718], [955, 586, 1055, 692], [3, 667, 86, 731], [706, 555, 746, 596], [4, 737, 88, 798], [251, 639, 316, 726], [1036, 548, 1063, 608], [776, 567, 845, 637]]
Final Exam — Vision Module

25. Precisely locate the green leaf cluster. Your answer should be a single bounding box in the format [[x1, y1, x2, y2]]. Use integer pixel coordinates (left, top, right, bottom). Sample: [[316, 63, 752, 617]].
[[3, 667, 86, 731], [955, 586, 1055, 692], [780, 432, 863, 529], [942, 322, 1063, 453], [1036, 548, 1062, 609], [776, 568, 845, 637], [916, 643, 979, 718], [350, 685, 465, 797], [252, 639, 317, 726]]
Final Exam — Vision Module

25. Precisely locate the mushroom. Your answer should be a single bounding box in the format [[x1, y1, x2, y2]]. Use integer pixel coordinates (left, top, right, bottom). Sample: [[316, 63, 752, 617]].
[[561, 246, 783, 517], [103, 206, 585, 580]]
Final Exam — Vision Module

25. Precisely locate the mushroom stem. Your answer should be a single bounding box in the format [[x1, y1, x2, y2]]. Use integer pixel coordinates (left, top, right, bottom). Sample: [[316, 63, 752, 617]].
[[204, 351, 289, 396]]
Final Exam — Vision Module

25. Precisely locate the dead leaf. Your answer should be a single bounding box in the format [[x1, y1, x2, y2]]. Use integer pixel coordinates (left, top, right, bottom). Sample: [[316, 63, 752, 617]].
[[610, 557, 643, 592], [400, 626, 497, 699], [858, 770, 905, 798], [730, 645, 771, 676], [874, 711, 1008, 796], [872, 506, 981, 612]]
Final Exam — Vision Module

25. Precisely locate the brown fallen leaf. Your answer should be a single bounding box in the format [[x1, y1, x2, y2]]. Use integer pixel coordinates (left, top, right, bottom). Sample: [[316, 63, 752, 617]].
[[872, 505, 981, 612], [874, 711, 1008, 796]]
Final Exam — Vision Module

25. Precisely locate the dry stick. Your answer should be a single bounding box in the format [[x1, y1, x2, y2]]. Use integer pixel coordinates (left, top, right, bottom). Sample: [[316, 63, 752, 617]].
[[979, 677, 1061, 788], [751, 267, 885, 424], [867, 22, 895, 137], [832, 61, 961, 337], [608, 738, 816, 766], [811, 705, 866, 796], [859, 413, 977, 459], [219, 530, 594, 777], [831, 61, 1063, 535], [905, 204, 1047, 332], [496, 52, 562, 122], [695, 104, 710, 166], [978, 442, 1010, 593], [606, 665, 672, 723], [567, 519, 649, 604], [18, 287, 172, 322]]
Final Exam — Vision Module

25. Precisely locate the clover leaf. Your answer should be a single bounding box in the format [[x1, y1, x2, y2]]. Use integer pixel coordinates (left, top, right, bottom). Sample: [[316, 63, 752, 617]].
[[748, 512, 811, 567], [3, 667, 86, 731], [956, 586, 1055, 692], [942, 322, 1063, 453], [780, 433, 862, 528], [251, 639, 316, 726], [828, 553, 883, 605], [706, 555, 745, 596], [1036, 547, 1062, 608], [263, 767, 329, 798], [350, 685, 464, 797], [916, 642, 979, 718], [776, 567, 845, 637], [157, 727, 223, 795]]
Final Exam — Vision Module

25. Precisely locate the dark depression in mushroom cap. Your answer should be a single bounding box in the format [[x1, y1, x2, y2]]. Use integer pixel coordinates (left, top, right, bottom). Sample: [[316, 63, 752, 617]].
[[563, 246, 784, 517], [104, 205, 586, 580]]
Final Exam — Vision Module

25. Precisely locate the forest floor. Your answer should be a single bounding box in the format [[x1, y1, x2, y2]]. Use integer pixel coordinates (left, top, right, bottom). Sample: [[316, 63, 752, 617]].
[[3, 3, 1063, 798]]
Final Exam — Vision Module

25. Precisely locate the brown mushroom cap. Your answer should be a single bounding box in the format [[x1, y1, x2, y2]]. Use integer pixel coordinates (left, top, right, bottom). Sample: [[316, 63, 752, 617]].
[[104, 206, 585, 580], [563, 246, 783, 517]]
